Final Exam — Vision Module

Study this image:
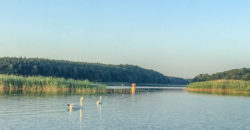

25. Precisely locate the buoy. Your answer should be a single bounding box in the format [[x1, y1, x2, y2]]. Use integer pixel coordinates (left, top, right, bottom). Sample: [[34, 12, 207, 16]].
[[131, 83, 136, 94]]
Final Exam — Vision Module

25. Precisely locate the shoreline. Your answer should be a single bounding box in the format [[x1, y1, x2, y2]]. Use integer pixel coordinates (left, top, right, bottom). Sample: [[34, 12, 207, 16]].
[[186, 80, 250, 95], [186, 88, 250, 95], [0, 86, 107, 94]]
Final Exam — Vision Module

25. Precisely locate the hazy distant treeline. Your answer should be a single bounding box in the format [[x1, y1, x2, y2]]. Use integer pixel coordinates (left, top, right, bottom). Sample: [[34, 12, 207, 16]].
[[0, 57, 188, 84], [192, 68, 250, 82]]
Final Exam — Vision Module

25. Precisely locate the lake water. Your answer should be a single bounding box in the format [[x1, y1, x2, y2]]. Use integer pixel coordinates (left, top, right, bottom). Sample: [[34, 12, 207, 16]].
[[1, 86, 250, 130]]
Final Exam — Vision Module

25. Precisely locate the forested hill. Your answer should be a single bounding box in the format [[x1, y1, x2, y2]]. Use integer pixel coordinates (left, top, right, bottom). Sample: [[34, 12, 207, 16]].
[[0, 57, 188, 84], [192, 68, 250, 82]]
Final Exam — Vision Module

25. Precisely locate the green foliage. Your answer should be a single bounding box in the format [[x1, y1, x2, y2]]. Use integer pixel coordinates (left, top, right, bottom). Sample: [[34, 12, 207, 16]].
[[0, 57, 188, 84], [0, 74, 105, 90], [187, 80, 250, 91], [192, 68, 250, 82], [168, 76, 189, 84]]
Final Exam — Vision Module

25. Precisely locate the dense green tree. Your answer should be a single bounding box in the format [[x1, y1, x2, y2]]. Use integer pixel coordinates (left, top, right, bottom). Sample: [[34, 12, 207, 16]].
[[0, 57, 188, 84], [192, 68, 250, 82]]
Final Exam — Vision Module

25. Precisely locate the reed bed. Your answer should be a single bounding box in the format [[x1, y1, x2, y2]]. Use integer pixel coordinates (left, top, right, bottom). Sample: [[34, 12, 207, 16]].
[[0, 74, 106, 94], [186, 80, 250, 95]]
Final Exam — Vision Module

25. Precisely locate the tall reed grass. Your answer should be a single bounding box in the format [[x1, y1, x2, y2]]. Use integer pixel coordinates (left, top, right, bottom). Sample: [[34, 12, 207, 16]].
[[0, 74, 106, 94], [186, 80, 250, 95]]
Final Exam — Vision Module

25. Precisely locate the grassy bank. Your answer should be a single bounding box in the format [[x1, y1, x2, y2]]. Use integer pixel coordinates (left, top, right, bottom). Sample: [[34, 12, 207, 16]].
[[186, 80, 250, 95], [0, 74, 106, 94]]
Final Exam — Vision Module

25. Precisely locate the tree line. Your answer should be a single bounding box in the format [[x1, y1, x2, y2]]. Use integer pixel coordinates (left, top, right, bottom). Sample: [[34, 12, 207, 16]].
[[0, 57, 188, 84], [192, 68, 250, 82]]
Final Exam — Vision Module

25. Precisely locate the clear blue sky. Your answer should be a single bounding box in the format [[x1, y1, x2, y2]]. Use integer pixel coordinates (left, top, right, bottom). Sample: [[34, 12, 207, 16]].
[[1, 0, 250, 78]]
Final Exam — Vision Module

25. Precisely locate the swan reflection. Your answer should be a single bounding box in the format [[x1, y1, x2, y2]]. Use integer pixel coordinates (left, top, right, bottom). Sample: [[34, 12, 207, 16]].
[[80, 109, 83, 127], [97, 102, 102, 118], [68, 103, 84, 128]]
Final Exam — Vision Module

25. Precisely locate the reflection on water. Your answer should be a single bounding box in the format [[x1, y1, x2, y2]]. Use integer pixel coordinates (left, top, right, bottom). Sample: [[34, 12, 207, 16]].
[[1, 86, 250, 130], [0, 86, 179, 96], [68, 106, 84, 128], [131, 87, 135, 103], [80, 109, 83, 127], [131, 87, 135, 94], [187, 89, 250, 97], [97, 104, 102, 119]]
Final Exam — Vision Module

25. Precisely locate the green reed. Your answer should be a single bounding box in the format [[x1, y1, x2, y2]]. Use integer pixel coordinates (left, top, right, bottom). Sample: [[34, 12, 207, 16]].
[[0, 74, 106, 94], [187, 80, 250, 91]]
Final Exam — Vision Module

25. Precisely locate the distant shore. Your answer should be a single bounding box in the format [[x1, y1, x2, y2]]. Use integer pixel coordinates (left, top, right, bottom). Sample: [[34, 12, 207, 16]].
[[101, 82, 187, 87], [186, 80, 250, 95]]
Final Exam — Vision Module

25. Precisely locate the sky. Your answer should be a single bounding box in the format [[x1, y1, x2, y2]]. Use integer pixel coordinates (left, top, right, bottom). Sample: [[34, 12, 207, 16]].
[[0, 0, 250, 78]]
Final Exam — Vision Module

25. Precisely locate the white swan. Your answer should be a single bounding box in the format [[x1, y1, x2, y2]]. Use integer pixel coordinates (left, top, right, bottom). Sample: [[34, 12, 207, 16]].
[[96, 96, 102, 105], [68, 97, 84, 111]]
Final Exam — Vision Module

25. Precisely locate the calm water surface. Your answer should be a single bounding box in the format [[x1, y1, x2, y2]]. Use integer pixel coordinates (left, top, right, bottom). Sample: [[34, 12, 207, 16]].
[[1, 86, 250, 130]]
